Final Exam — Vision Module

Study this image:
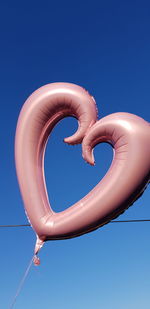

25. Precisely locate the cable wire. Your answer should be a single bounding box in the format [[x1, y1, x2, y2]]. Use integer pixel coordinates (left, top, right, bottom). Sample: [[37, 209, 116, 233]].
[[0, 224, 30, 227], [0, 219, 150, 228], [110, 219, 150, 223]]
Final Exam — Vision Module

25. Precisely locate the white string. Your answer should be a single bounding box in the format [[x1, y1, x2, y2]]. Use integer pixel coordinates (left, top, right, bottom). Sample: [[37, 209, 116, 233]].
[[9, 256, 33, 309]]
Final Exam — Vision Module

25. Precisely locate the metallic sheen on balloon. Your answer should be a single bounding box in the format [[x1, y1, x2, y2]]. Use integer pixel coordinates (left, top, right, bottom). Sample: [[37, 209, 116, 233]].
[[15, 83, 150, 256]]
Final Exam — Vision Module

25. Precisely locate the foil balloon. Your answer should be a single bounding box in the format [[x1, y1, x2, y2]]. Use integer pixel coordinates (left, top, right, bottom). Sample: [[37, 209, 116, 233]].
[[15, 82, 150, 261]]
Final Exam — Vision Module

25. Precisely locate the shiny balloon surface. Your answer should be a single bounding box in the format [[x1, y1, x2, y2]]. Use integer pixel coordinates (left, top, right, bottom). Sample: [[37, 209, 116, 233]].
[[15, 83, 150, 254]]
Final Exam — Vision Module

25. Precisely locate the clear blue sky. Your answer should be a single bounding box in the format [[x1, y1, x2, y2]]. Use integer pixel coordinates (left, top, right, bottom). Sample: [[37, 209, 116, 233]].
[[0, 1, 150, 308]]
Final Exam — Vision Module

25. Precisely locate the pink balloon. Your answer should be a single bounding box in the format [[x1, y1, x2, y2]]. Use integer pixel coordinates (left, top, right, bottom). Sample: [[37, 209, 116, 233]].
[[15, 82, 150, 257]]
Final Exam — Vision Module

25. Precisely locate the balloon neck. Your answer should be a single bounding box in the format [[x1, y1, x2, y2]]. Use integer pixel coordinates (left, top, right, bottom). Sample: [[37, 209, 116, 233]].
[[33, 236, 45, 266]]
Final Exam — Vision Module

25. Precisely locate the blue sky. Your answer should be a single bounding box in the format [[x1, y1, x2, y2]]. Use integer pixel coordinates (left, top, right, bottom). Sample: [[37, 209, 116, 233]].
[[0, 1, 150, 308]]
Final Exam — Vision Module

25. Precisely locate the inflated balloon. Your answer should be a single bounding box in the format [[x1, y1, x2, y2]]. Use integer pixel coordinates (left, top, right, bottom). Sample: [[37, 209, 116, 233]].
[[15, 82, 150, 261]]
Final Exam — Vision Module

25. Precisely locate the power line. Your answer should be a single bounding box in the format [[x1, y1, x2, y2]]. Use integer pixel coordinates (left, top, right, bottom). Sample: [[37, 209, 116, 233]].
[[0, 224, 30, 227], [110, 219, 150, 223], [0, 219, 150, 228]]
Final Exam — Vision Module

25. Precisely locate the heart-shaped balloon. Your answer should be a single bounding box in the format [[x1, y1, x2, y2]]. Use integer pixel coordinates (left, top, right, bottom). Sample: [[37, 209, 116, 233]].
[[15, 83, 150, 258]]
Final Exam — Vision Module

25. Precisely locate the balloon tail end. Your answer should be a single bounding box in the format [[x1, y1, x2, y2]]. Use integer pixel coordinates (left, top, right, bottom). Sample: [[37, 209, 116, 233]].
[[33, 255, 40, 266], [33, 236, 45, 266]]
